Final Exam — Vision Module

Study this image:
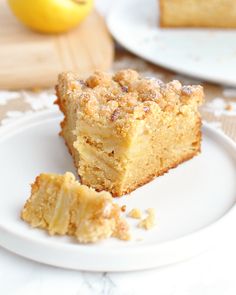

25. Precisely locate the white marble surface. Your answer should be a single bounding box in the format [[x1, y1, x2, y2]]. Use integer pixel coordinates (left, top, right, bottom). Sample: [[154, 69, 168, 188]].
[[1, 240, 236, 295], [1, 1, 236, 294]]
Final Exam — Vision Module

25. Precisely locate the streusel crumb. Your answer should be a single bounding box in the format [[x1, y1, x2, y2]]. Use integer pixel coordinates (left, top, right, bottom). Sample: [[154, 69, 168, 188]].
[[58, 70, 203, 137]]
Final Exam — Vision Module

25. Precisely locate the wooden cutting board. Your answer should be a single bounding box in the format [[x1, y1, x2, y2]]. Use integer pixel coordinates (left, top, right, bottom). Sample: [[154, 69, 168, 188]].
[[0, 1, 114, 89]]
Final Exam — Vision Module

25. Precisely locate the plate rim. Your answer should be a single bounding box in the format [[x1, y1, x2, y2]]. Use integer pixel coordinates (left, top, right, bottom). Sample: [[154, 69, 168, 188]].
[[107, 0, 236, 87], [0, 109, 236, 271]]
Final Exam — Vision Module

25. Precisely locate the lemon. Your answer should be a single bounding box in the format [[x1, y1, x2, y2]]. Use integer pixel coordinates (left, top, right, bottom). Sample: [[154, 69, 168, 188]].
[[8, 0, 93, 34]]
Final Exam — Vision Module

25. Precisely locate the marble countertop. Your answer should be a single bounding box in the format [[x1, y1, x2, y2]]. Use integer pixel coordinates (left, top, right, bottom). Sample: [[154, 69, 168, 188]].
[[1, 240, 236, 295]]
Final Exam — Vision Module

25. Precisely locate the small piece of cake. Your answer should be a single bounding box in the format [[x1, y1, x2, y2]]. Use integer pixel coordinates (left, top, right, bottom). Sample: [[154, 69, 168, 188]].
[[21, 172, 130, 243], [56, 69, 203, 197], [159, 0, 236, 28]]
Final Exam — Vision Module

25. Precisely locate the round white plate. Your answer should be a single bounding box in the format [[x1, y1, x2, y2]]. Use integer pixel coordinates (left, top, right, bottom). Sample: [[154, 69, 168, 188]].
[[107, 0, 236, 86], [0, 110, 236, 271]]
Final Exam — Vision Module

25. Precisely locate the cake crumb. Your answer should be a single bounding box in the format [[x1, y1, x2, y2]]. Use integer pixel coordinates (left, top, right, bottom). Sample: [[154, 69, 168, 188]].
[[121, 205, 126, 212], [128, 208, 142, 219], [225, 104, 233, 111], [113, 218, 131, 241], [138, 208, 156, 230]]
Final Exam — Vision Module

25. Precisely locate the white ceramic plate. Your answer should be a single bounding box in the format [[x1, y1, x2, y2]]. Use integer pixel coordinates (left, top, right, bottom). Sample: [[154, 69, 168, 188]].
[[0, 110, 236, 271], [107, 0, 236, 86]]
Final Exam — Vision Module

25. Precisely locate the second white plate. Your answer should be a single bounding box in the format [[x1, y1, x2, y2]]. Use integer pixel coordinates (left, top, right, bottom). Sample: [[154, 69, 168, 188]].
[[0, 110, 236, 271], [107, 0, 236, 86]]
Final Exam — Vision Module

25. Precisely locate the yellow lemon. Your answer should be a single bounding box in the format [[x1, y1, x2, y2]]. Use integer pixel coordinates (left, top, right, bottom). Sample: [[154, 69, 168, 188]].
[[8, 0, 93, 34]]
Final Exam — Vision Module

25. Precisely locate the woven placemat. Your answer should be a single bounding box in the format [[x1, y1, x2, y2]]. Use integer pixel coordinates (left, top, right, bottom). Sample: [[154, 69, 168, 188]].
[[1, 51, 236, 141]]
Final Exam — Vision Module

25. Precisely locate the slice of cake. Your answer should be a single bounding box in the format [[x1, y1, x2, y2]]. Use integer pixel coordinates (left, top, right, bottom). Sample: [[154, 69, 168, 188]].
[[159, 0, 236, 28], [56, 69, 204, 197], [21, 172, 130, 243]]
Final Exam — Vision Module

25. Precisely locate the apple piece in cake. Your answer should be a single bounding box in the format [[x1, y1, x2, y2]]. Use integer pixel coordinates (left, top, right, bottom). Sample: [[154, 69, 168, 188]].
[[56, 69, 204, 197], [21, 172, 130, 243]]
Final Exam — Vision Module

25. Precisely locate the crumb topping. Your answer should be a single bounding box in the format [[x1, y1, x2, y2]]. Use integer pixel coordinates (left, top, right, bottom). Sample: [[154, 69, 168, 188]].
[[58, 69, 204, 135]]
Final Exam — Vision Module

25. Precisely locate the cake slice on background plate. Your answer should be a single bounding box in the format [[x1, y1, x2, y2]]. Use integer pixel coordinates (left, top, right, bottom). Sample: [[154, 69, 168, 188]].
[[159, 0, 236, 28], [56, 69, 204, 197]]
